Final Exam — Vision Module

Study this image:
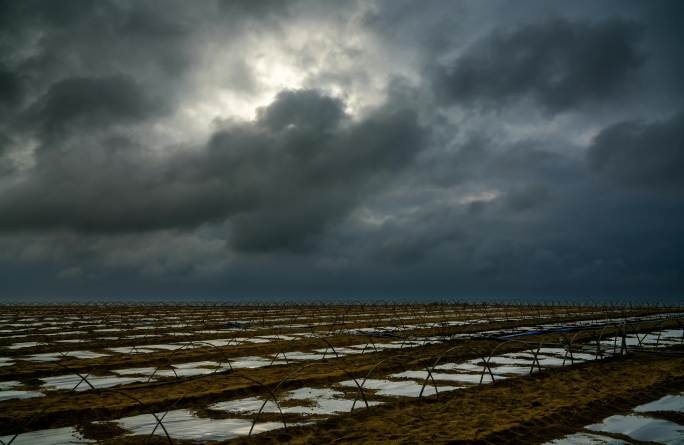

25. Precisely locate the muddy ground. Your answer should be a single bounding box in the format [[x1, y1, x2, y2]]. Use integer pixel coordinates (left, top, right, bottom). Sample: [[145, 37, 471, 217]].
[[231, 350, 683, 444], [1, 304, 682, 444]]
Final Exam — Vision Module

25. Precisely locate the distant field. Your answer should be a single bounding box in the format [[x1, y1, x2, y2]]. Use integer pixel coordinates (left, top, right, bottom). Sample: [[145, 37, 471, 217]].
[[1, 303, 683, 444]]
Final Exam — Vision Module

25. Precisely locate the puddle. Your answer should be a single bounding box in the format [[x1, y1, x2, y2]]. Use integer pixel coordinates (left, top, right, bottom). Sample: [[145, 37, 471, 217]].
[[433, 351, 571, 375], [238, 338, 271, 344], [597, 330, 683, 352], [6, 341, 45, 349], [531, 356, 569, 367], [106, 346, 158, 354], [391, 370, 497, 384], [222, 356, 287, 369], [197, 339, 237, 347], [141, 343, 189, 351], [24, 353, 63, 362], [657, 329, 684, 344], [172, 360, 220, 369], [209, 396, 278, 414], [256, 335, 297, 341], [154, 367, 216, 378], [544, 432, 627, 444], [357, 343, 406, 350], [479, 354, 535, 364], [65, 351, 110, 359], [313, 347, 365, 355], [0, 388, 46, 401], [563, 352, 597, 361], [42, 374, 149, 391], [434, 362, 485, 373], [210, 387, 381, 416], [112, 367, 160, 376], [24, 351, 109, 362], [0, 426, 94, 444], [487, 365, 537, 376], [634, 393, 684, 414], [112, 409, 286, 441], [537, 347, 570, 356], [282, 387, 376, 415], [0, 380, 45, 401], [196, 329, 238, 334], [586, 414, 684, 444], [280, 351, 332, 361], [0, 381, 20, 390], [338, 379, 459, 397]]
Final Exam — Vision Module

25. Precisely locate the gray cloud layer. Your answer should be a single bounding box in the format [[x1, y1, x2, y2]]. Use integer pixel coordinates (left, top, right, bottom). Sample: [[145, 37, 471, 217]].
[[432, 18, 643, 112], [588, 111, 684, 191], [0, 0, 682, 301], [0, 89, 424, 255]]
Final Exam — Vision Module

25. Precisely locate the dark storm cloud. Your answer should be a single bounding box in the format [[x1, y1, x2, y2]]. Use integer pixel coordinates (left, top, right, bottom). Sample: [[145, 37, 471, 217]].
[[588, 111, 684, 191], [0, 68, 24, 108], [216, 0, 290, 19], [0, 0, 293, 115], [0, 89, 426, 252], [432, 18, 643, 112], [350, 138, 684, 298], [27, 75, 167, 144], [641, 1, 684, 95], [230, 97, 423, 252], [256, 90, 344, 132], [1, 0, 191, 80], [1, 0, 683, 301], [0, 136, 14, 174]]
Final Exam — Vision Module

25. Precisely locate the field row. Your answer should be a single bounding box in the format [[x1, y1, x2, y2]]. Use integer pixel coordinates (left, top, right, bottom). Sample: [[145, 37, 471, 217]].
[[1, 305, 682, 444]]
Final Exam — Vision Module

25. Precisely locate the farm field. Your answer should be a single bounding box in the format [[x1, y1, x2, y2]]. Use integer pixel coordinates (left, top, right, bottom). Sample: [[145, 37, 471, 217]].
[[1, 303, 683, 444], [3, 1, 683, 444]]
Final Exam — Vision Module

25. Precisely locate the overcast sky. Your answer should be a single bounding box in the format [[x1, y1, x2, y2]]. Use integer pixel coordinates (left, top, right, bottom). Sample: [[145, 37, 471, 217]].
[[0, 0, 682, 302]]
